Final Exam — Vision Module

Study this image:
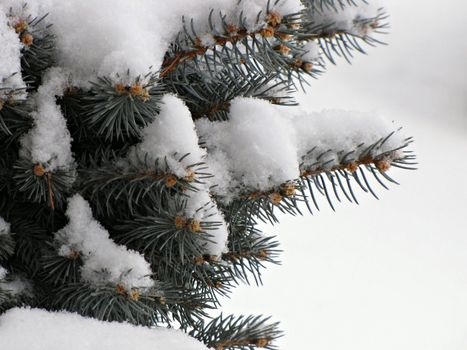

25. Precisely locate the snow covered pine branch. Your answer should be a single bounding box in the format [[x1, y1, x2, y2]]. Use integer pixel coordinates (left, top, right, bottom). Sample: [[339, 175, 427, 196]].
[[0, 0, 415, 349]]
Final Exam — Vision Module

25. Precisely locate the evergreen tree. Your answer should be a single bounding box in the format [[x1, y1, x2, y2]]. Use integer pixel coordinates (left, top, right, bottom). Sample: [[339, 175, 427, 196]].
[[0, 0, 415, 348]]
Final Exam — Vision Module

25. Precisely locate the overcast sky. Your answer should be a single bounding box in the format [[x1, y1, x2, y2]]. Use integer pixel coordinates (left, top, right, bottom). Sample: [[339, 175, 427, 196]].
[[222, 1, 467, 349]]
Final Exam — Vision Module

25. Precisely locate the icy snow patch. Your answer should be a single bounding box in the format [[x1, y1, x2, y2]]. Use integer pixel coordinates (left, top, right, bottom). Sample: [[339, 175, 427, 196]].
[[54, 195, 154, 289], [0, 308, 209, 350]]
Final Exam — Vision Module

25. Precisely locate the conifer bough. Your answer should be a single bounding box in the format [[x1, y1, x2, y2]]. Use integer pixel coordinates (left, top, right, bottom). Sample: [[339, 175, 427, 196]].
[[0, 0, 415, 348]]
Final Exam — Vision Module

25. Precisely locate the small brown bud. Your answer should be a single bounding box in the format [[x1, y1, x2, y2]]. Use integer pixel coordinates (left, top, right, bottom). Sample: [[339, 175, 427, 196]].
[[345, 162, 359, 173], [0, 99, 4, 111], [194, 37, 203, 49], [226, 24, 238, 34], [21, 33, 33, 46], [174, 215, 187, 229], [115, 284, 127, 295], [165, 175, 177, 188], [289, 23, 301, 30], [208, 255, 219, 262], [14, 21, 28, 33], [269, 192, 283, 205], [274, 44, 290, 56], [33, 164, 46, 177], [214, 36, 227, 46], [66, 250, 80, 260], [260, 26, 275, 38], [257, 250, 269, 260], [129, 289, 140, 301], [187, 219, 202, 233], [115, 83, 127, 95], [293, 58, 303, 69], [158, 296, 166, 305], [129, 83, 144, 96], [249, 192, 259, 200], [194, 256, 205, 265], [184, 169, 195, 182], [254, 338, 269, 348], [281, 182, 296, 197], [276, 32, 293, 41], [375, 159, 391, 173], [302, 62, 313, 72], [140, 89, 150, 102], [266, 11, 282, 27]]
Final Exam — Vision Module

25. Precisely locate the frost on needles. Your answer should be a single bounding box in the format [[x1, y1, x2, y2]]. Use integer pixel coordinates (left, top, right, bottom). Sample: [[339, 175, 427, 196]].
[[0, 0, 415, 349]]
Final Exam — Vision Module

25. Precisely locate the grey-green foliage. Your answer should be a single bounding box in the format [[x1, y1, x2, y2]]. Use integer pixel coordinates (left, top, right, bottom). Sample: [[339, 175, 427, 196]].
[[0, 1, 415, 349]]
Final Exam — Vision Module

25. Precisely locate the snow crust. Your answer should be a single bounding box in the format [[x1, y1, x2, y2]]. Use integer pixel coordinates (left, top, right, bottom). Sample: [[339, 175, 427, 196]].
[[0, 308, 209, 350], [197, 98, 404, 201], [54, 195, 153, 289]]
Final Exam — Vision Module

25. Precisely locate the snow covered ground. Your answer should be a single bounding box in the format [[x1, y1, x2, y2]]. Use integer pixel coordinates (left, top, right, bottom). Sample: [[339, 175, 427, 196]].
[[222, 1, 467, 349]]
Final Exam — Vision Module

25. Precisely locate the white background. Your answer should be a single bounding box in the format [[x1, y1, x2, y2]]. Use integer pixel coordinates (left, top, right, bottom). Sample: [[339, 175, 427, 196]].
[[222, 1, 467, 349]]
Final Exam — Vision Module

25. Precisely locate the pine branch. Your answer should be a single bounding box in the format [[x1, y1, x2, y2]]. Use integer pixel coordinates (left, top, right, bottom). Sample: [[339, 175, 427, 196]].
[[78, 153, 208, 217], [223, 223, 281, 286], [191, 314, 282, 350], [12, 13, 55, 88], [226, 134, 415, 222], [161, 9, 317, 87], [301, 1, 389, 64]]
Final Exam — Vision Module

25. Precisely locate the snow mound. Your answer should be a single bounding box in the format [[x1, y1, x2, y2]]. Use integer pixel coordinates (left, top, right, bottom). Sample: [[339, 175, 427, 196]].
[[54, 195, 154, 289], [0, 308, 208, 350], [197, 98, 405, 201]]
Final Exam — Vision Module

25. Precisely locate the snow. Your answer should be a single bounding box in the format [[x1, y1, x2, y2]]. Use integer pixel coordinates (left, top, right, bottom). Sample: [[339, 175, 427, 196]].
[[306, 1, 382, 36], [125, 94, 230, 256], [0, 216, 10, 235], [19, 68, 75, 172], [1, 0, 303, 88], [0, 308, 209, 350], [0, 266, 7, 280], [197, 97, 299, 197], [301, 40, 321, 63], [0, 7, 25, 100], [291, 109, 405, 170], [0, 276, 31, 297], [184, 190, 228, 257], [128, 94, 205, 178], [54, 195, 154, 289], [197, 98, 403, 201]]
